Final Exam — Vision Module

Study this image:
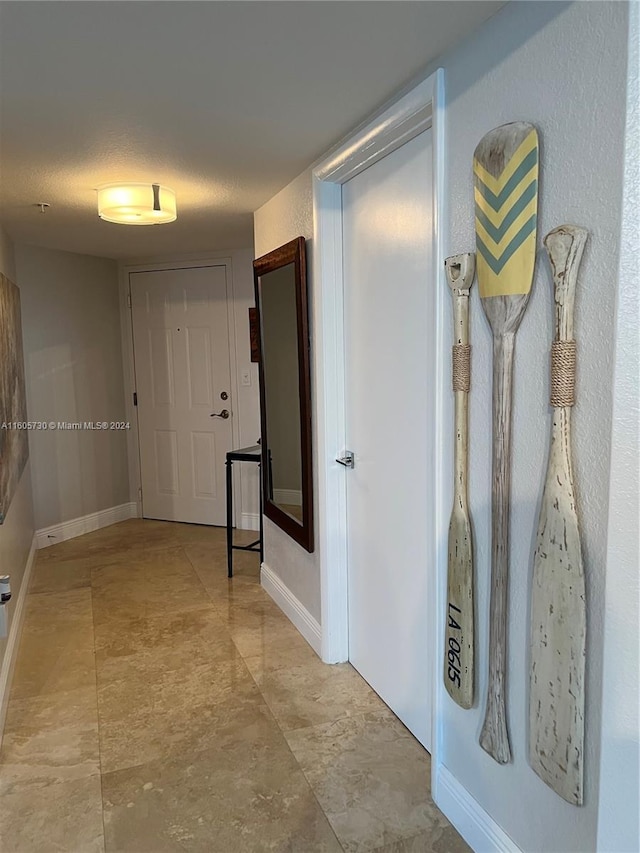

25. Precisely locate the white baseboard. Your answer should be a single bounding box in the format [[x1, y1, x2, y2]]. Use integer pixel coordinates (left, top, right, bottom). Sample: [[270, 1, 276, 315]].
[[0, 534, 37, 747], [260, 562, 322, 656], [36, 502, 138, 549], [272, 489, 302, 506], [240, 512, 260, 532], [434, 764, 520, 852]]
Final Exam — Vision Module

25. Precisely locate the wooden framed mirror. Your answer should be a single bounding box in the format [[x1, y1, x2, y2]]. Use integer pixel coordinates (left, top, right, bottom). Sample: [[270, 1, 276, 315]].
[[253, 237, 314, 552]]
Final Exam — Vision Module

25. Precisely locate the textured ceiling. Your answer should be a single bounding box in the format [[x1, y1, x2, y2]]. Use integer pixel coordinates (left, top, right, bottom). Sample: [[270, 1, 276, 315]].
[[0, 1, 504, 260]]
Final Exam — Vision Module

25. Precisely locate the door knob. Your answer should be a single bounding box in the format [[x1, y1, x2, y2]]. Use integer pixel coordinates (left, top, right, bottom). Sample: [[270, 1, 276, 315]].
[[210, 409, 230, 419]]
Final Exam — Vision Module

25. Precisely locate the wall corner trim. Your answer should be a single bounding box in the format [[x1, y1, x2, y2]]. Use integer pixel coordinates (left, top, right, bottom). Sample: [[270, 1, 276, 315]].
[[0, 534, 37, 747], [260, 562, 322, 656], [434, 765, 522, 853], [35, 502, 138, 549]]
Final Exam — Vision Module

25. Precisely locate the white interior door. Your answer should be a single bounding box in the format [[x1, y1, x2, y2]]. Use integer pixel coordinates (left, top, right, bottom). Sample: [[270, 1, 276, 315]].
[[131, 265, 233, 525], [343, 130, 434, 749]]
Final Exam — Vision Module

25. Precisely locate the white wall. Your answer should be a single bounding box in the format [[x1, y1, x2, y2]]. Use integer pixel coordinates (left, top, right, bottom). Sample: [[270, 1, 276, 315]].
[[254, 171, 320, 621], [15, 244, 130, 531], [597, 3, 639, 850], [434, 2, 627, 851], [0, 226, 35, 680]]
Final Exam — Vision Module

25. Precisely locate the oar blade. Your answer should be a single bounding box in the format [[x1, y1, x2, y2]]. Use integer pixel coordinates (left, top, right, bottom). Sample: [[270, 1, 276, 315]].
[[474, 122, 539, 299], [529, 415, 586, 805], [445, 510, 474, 708]]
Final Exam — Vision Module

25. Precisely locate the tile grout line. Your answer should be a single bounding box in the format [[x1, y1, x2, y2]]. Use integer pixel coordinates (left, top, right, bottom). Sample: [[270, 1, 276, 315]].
[[236, 633, 360, 852], [181, 541, 349, 850], [90, 564, 109, 853]]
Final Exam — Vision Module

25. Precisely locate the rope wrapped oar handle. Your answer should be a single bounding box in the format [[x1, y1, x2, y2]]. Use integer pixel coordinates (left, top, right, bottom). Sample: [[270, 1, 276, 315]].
[[452, 343, 471, 393], [550, 340, 576, 407]]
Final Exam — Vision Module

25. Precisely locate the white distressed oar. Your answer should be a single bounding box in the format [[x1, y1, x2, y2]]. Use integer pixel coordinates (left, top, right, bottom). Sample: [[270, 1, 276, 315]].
[[529, 224, 588, 805], [444, 253, 475, 709], [474, 121, 539, 763]]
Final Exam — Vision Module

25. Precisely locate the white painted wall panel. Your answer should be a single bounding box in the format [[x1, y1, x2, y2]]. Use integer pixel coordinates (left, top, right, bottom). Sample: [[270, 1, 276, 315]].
[[435, 2, 628, 850], [16, 244, 129, 531], [254, 171, 320, 622]]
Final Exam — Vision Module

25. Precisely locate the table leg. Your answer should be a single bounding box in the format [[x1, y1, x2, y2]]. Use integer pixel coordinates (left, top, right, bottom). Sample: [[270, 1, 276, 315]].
[[226, 457, 233, 578], [258, 461, 264, 564]]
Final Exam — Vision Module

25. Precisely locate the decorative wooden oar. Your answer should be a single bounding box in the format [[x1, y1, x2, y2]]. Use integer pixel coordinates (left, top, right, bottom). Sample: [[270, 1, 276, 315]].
[[474, 122, 539, 764], [529, 225, 588, 805], [444, 253, 476, 709]]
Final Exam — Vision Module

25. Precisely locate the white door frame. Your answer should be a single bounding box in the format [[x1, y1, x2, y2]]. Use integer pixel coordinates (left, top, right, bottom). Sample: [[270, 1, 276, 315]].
[[118, 255, 241, 523], [311, 68, 446, 748]]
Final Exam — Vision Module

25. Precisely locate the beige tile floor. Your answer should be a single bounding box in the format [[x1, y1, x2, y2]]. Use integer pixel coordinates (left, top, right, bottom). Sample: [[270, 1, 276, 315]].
[[0, 520, 470, 853]]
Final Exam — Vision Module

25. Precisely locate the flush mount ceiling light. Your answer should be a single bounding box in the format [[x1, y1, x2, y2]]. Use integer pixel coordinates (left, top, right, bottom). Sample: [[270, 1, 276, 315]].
[[96, 182, 177, 225]]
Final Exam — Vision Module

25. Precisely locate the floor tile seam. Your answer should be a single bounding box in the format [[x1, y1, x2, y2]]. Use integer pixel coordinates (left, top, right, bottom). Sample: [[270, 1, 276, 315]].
[[177, 543, 209, 592], [274, 709, 355, 853], [369, 825, 442, 853], [93, 664, 265, 701], [281, 714, 446, 853], [91, 604, 219, 634], [88, 545, 198, 577], [278, 743, 432, 853], [179, 545, 241, 614], [93, 649, 241, 681], [226, 630, 297, 665], [241, 646, 337, 679], [281, 707, 383, 745], [239, 651, 366, 850], [2, 638, 100, 740], [22, 587, 94, 604], [3, 664, 101, 734], [0, 767, 104, 804], [181, 542, 216, 585], [86, 542, 203, 579], [87, 588, 103, 787], [90, 563, 110, 848], [97, 718, 284, 781], [234, 642, 314, 762], [92, 634, 242, 671], [198, 646, 350, 853], [97, 764, 108, 853]]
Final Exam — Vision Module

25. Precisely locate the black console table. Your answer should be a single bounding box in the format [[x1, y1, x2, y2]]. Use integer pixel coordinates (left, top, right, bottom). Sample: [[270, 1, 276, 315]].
[[226, 444, 263, 578]]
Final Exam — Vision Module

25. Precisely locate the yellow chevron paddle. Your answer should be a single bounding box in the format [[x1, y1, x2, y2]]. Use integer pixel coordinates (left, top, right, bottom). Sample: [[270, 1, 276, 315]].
[[474, 122, 539, 764]]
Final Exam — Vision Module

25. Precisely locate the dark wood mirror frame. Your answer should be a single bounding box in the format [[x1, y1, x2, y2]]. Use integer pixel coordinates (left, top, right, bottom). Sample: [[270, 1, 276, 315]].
[[253, 237, 314, 552]]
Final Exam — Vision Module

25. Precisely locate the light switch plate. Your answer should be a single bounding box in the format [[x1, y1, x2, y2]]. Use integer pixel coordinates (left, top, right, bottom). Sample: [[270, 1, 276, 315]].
[[241, 370, 251, 387]]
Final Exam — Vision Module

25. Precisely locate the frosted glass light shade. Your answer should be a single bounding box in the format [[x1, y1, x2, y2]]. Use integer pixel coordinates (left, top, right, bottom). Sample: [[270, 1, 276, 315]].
[[97, 183, 177, 225]]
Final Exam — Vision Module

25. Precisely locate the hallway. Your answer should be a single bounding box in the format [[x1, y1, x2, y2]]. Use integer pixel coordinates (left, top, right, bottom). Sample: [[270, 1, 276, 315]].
[[0, 520, 468, 852]]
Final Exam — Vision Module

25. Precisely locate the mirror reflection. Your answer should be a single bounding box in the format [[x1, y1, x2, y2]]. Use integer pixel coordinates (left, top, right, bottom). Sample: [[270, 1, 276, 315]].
[[254, 237, 313, 552], [260, 262, 302, 523]]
